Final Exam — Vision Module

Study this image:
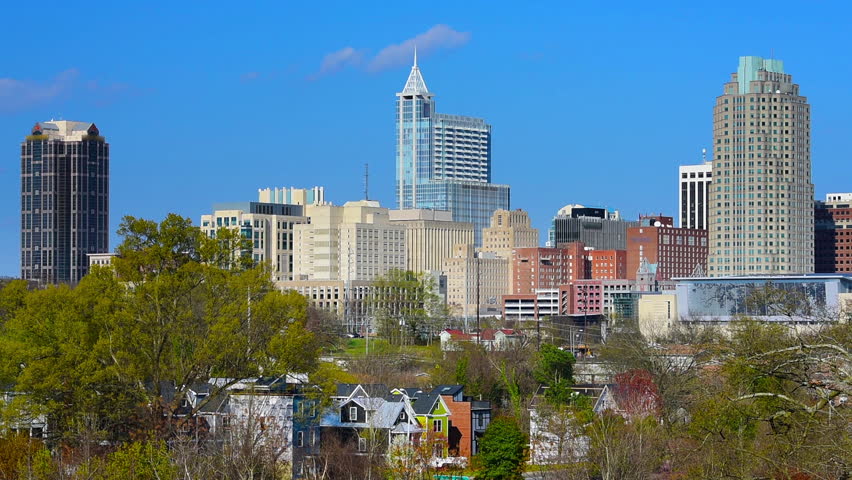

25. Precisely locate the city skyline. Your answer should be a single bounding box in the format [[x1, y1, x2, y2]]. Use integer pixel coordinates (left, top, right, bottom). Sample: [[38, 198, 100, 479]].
[[2, 2, 852, 276]]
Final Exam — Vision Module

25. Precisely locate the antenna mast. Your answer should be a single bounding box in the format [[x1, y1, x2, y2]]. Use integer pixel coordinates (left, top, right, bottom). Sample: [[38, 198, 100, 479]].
[[364, 163, 369, 200]]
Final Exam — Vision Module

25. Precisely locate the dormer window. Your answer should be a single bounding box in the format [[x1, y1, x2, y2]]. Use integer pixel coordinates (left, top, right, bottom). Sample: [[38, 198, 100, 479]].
[[349, 406, 358, 421]]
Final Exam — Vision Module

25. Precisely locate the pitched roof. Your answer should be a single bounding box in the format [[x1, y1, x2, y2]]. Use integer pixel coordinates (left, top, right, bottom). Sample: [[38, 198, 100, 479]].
[[336, 383, 389, 398], [412, 393, 444, 415], [321, 399, 409, 430], [432, 385, 464, 397]]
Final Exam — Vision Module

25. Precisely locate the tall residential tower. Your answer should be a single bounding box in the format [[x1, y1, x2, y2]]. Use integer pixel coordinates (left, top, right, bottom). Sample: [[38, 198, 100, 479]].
[[679, 151, 712, 229], [395, 53, 510, 246], [21, 121, 110, 285], [707, 56, 813, 275]]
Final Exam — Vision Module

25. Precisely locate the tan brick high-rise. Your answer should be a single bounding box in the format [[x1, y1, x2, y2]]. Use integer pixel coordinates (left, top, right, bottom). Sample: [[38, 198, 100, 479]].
[[708, 56, 813, 276]]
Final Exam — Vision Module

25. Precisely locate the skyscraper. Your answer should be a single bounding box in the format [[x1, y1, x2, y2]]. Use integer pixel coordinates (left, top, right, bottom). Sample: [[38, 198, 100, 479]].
[[707, 56, 813, 276], [20, 121, 109, 285], [679, 151, 712, 229], [395, 52, 510, 246]]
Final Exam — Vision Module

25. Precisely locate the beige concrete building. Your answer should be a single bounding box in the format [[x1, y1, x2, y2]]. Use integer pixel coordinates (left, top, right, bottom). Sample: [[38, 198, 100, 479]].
[[293, 200, 406, 282], [277, 279, 375, 333], [479, 209, 539, 294], [708, 56, 813, 276], [388, 209, 474, 274], [442, 244, 508, 318], [637, 294, 678, 340], [480, 209, 539, 258], [201, 202, 308, 282]]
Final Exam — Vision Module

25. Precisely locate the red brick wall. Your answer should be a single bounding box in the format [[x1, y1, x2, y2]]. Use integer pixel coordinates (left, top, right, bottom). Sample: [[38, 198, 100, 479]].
[[512, 243, 587, 294], [815, 205, 852, 273], [589, 249, 627, 279], [441, 396, 472, 458], [627, 227, 707, 280]]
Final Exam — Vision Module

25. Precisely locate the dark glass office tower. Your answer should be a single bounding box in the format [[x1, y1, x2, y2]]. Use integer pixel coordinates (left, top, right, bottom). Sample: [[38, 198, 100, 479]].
[[21, 121, 109, 284]]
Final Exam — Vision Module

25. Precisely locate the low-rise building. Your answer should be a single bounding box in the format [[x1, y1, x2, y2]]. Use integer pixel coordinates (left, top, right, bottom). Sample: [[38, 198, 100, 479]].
[[438, 328, 524, 351]]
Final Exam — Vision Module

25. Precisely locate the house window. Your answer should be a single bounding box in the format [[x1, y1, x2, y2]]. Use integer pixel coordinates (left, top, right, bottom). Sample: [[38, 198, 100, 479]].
[[399, 411, 406, 421], [358, 437, 367, 452], [349, 406, 358, 421], [433, 420, 442, 433], [297, 431, 304, 447]]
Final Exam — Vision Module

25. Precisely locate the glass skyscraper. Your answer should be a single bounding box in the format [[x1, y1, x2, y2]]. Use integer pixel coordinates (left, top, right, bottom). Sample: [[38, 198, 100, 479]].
[[395, 52, 509, 245]]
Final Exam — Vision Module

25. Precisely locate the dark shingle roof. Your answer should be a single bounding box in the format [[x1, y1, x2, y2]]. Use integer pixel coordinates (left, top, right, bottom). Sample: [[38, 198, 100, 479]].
[[431, 385, 463, 397], [412, 393, 441, 415]]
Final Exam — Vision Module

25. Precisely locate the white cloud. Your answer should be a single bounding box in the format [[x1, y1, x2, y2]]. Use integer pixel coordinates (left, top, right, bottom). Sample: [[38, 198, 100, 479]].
[[367, 25, 470, 72], [312, 46, 365, 78], [0, 69, 78, 113], [310, 25, 471, 79]]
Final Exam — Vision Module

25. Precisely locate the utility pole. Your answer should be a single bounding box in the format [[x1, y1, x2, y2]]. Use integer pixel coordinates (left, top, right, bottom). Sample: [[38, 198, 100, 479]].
[[475, 254, 480, 346]]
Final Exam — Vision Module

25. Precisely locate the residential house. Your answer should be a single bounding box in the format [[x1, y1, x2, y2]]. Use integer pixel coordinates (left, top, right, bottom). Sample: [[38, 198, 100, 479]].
[[438, 328, 525, 351], [410, 393, 452, 459], [431, 385, 491, 458], [319, 385, 422, 460]]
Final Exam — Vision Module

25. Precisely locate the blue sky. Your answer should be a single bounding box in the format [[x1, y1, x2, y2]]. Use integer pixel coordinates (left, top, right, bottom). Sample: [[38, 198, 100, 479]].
[[1, 1, 850, 276]]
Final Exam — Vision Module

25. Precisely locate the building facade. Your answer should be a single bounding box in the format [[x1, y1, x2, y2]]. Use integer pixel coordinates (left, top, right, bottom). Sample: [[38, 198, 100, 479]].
[[395, 53, 509, 246], [388, 209, 474, 274], [815, 193, 852, 273], [548, 205, 637, 250], [588, 249, 627, 280], [707, 56, 814, 276], [200, 202, 307, 282], [512, 243, 588, 295], [442, 244, 508, 318], [258, 186, 326, 206], [626, 215, 708, 281], [21, 121, 109, 285], [679, 157, 712, 229], [480, 209, 540, 258], [293, 201, 406, 283]]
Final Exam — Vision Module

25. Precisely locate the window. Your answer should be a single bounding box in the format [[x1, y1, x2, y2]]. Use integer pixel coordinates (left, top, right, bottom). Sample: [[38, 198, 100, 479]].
[[433, 420, 442, 432], [358, 437, 367, 452], [297, 431, 304, 447], [349, 406, 358, 421]]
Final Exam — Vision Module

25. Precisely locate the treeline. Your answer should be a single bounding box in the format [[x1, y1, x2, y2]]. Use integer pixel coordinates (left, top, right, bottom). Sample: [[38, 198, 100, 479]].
[[0, 214, 327, 479]]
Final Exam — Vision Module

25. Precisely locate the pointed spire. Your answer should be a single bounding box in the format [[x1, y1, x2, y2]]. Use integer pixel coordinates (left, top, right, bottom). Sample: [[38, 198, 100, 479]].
[[399, 48, 431, 96]]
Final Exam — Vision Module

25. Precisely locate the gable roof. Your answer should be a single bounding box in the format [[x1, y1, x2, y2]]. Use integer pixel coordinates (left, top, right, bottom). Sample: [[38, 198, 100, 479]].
[[432, 385, 464, 397], [336, 383, 389, 399], [412, 393, 449, 416], [322, 398, 415, 430]]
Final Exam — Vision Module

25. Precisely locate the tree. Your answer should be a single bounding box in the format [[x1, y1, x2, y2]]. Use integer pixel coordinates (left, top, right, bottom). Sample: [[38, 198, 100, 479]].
[[0, 214, 321, 448], [533, 344, 576, 404], [370, 270, 444, 346], [586, 413, 665, 480], [475, 417, 528, 480]]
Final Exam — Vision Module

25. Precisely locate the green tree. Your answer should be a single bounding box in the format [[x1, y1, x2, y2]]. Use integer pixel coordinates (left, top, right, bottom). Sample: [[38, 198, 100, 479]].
[[370, 270, 444, 346], [475, 417, 528, 480], [0, 214, 321, 446], [533, 344, 575, 404]]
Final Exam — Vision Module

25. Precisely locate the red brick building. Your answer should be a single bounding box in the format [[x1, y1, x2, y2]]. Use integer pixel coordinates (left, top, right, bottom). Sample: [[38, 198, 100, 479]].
[[626, 215, 707, 280], [815, 194, 852, 273], [588, 249, 627, 279], [512, 243, 588, 295]]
